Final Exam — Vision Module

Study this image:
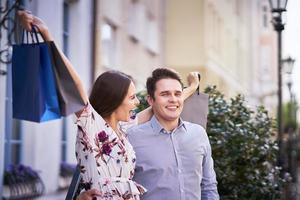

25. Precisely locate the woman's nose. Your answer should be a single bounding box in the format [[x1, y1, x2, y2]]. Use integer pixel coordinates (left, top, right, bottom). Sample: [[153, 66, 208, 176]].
[[135, 97, 140, 106]]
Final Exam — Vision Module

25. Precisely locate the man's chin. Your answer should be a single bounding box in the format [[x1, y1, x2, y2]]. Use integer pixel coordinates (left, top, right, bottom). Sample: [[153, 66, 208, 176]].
[[165, 115, 180, 121]]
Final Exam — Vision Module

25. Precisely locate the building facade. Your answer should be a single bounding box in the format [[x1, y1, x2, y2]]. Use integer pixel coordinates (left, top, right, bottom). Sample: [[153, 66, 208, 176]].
[[0, 0, 277, 197], [164, 0, 277, 111], [0, 0, 166, 196]]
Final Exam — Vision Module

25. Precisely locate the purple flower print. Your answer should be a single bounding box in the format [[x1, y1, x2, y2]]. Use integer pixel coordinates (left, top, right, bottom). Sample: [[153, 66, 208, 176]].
[[102, 143, 112, 155], [98, 130, 108, 142]]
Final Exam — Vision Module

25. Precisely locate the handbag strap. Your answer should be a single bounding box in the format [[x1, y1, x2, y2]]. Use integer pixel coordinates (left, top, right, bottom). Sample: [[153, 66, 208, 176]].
[[196, 73, 201, 95], [31, 25, 40, 43], [21, 30, 29, 43], [21, 25, 40, 44]]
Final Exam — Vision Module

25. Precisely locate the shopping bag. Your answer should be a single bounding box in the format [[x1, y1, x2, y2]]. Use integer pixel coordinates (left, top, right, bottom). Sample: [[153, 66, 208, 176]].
[[12, 30, 61, 122], [48, 42, 85, 116], [181, 74, 209, 128]]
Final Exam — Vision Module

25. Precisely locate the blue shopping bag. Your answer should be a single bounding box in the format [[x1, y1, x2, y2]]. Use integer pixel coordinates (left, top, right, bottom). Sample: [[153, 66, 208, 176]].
[[12, 31, 61, 122]]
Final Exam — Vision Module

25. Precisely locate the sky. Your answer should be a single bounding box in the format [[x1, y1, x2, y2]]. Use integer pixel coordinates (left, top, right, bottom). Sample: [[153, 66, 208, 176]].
[[283, 0, 300, 118]]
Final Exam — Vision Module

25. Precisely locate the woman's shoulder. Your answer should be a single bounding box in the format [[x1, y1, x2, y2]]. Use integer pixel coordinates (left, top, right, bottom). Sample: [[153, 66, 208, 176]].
[[75, 102, 107, 128]]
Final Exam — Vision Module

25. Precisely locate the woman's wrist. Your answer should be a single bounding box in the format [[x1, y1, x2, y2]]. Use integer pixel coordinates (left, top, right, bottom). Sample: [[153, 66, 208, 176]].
[[39, 27, 53, 41]]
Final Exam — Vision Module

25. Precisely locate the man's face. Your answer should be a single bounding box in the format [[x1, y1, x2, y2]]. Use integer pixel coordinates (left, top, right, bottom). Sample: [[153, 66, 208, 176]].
[[148, 78, 183, 123]]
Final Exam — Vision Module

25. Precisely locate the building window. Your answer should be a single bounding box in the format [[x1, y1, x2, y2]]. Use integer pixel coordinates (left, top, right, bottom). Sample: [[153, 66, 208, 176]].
[[3, 0, 27, 168], [63, 2, 70, 57], [101, 22, 117, 68], [61, 1, 70, 162], [5, 120, 22, 166], [262, 6, 268, 28], [145, 13, 159, 55], [127, 0, 145, 42]]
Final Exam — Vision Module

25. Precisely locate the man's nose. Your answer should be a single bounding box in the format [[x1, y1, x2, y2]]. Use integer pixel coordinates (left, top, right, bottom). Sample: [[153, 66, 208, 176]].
[[168, 94, 177, 102]]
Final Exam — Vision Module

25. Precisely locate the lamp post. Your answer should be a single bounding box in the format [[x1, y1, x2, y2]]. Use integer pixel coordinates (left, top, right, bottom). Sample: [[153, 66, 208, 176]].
[[268, 0, 288, 169], [282, 57, 295, 181], [282, 56, 295, 122]]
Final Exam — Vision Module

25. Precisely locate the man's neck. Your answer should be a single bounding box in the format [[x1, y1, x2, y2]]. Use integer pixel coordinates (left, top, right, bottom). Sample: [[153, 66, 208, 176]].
[[154, 114, 179, 132]]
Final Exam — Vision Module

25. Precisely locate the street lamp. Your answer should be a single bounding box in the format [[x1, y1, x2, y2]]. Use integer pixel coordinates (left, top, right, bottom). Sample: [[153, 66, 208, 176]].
[[282, 56, 295, 75], [283, 56, 295, 103], [268, 0, 288, 168], [281, 56, 295, 187], [282, 56, 295, 133], [283, 56, 295, 111]]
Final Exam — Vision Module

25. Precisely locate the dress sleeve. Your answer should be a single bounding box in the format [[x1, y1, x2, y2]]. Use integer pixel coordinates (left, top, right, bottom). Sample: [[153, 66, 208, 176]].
[[75, 103, 102, 191]]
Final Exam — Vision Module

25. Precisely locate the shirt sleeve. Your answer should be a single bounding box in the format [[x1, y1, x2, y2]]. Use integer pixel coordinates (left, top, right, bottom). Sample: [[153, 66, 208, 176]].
[[201, 132, 220, 200]]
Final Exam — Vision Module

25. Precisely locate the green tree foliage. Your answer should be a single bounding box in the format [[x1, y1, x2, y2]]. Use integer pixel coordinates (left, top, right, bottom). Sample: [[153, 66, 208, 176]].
[[136, 86, 288, 199], [205, 86, 287, 199], [282, 102, 298, 133]]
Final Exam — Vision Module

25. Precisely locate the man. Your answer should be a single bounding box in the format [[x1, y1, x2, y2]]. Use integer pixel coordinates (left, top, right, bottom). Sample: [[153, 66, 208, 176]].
[[127, 68, 219, 200]]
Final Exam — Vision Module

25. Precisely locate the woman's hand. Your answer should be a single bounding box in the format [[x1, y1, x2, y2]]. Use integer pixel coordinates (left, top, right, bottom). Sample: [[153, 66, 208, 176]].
[[17, 10, 53, 41], [187, 71, 200, 90], [182, 71, 200, 100], [76, 189, 102, 200]]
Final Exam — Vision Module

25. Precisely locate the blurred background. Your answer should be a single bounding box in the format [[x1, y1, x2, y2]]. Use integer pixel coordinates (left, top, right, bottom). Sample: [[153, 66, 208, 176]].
[[0, 0, 299, 199]]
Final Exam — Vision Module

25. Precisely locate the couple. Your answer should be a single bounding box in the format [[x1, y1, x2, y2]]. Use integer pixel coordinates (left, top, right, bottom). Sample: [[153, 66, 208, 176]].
[[18, 11, 219, 200]]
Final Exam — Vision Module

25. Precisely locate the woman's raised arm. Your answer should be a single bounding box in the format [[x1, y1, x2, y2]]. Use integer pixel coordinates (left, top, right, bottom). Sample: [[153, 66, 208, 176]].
[[17, 10, 89, 116]]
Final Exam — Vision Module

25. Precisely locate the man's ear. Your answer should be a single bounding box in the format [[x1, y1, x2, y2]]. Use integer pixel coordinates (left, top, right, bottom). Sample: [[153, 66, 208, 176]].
[[147, 95, 154, 106]]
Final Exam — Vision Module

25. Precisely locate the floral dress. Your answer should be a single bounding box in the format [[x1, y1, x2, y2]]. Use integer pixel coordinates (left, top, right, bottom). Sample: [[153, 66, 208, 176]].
[[75, 103, 146, 200]]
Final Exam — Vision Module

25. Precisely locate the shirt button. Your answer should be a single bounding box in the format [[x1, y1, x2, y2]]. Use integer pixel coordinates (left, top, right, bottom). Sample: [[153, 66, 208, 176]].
[[181, 189, 184, 193], [178, 169, 182, 173]]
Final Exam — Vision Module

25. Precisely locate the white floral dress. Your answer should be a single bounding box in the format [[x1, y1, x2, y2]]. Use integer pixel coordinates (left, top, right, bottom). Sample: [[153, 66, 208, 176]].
[[75, 103, 146, 200]]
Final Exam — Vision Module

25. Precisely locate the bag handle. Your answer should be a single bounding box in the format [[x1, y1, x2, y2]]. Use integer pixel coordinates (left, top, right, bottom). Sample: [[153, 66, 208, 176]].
[[32, 25, 40, 43], [21, 25, 40, 44], [196, 73, 201, 95]]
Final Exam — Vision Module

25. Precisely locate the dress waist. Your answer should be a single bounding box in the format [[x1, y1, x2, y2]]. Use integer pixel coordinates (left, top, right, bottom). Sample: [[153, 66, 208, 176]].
[[98, 177, 146, 195]]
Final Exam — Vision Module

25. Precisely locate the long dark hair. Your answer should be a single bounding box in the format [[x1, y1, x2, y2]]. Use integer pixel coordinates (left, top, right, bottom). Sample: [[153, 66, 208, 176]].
[[89, 70, 132, 118]]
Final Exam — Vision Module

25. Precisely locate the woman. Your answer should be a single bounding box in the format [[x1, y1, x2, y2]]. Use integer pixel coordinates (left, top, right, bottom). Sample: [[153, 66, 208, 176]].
[[18, 11, 199, 200]]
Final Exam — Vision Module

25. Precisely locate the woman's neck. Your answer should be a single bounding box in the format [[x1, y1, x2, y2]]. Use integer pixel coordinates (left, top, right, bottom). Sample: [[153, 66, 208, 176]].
[[104, 115, 118, 133]]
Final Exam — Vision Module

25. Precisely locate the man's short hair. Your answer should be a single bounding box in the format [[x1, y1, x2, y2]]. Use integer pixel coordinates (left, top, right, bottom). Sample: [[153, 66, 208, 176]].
[[146, 68, 183, 99]]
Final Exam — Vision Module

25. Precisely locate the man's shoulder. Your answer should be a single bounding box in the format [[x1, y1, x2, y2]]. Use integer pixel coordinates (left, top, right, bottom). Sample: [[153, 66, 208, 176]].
[[183, 120, 206, 133], [127, 120, 152, 135]]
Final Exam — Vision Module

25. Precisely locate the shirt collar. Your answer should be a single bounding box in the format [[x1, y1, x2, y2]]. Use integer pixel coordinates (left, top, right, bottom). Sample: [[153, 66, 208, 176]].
[[150, 115, 187, 134]]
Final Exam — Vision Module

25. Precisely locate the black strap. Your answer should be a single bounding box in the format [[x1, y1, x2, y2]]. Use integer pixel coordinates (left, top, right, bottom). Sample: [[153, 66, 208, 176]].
[[65, 166, 81, 200], [21, 25, 40, 44], [31, 25, 40, 43], [197, 73, 201, 95], [21, 30, 29, 43]]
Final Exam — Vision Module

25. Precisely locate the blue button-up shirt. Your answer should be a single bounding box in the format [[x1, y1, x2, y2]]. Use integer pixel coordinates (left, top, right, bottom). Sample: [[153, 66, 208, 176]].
[[127, 115, 219, 200]]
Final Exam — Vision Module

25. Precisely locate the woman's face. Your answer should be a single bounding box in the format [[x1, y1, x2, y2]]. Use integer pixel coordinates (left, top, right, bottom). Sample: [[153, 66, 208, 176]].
[[114, 81, 140, 122]]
